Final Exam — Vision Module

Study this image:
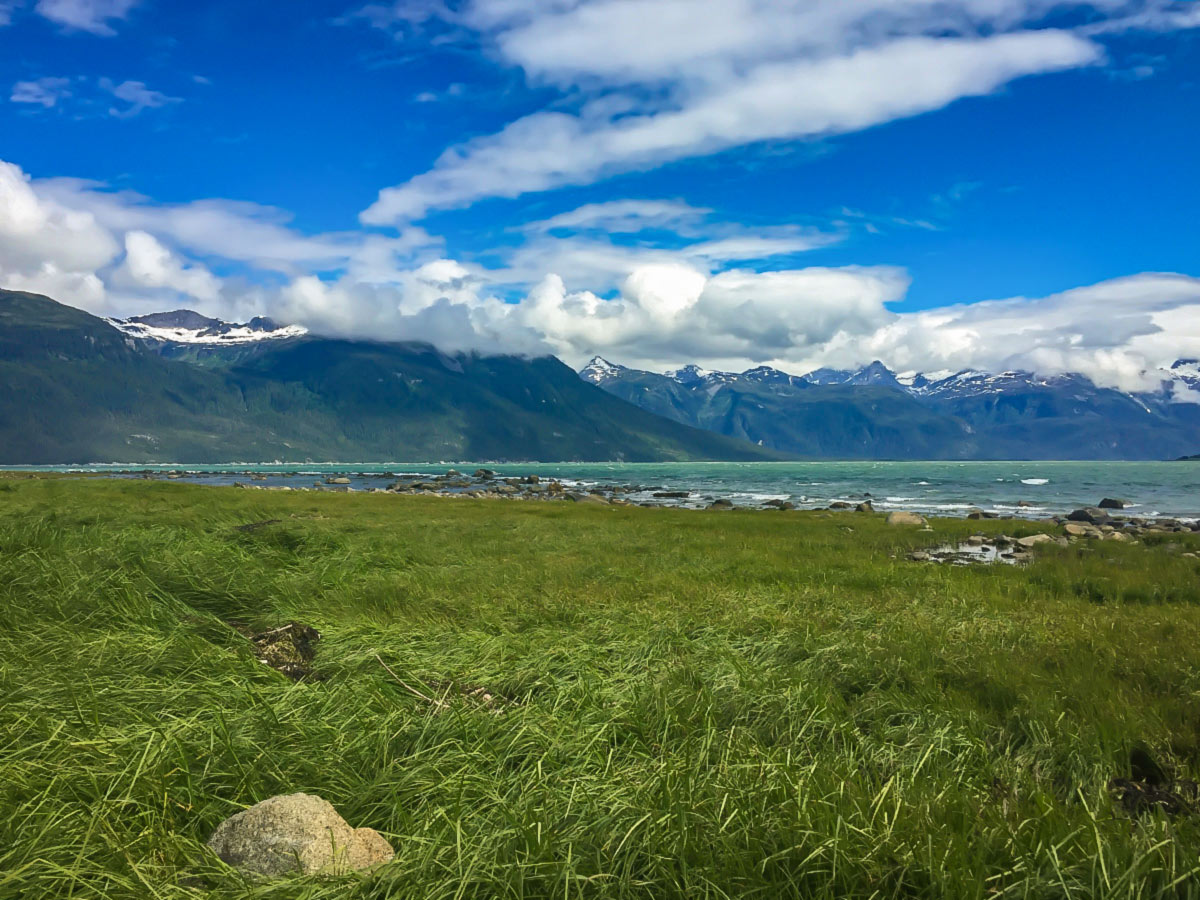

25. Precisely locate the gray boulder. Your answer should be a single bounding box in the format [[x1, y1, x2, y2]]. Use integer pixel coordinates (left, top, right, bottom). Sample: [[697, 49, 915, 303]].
[[1067, 507, 1111, 525], [886, 511, 927, 526], [207, 793, 393, 879], [708, 498, 734, 510], [1098, 498, 1128, 509], [1016, 533, 1055, 549], [856, 501, 875, 513]]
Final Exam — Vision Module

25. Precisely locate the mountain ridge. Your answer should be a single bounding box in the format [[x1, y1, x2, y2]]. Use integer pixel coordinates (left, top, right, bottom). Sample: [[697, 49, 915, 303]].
[[580, 356, 1200, 460], [0, 291, 783, 464]]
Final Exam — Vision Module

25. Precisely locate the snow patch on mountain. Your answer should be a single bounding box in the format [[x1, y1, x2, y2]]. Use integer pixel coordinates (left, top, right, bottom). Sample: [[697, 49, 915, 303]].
[[580, 356, 626, 383], [108, 310, 307, 345]]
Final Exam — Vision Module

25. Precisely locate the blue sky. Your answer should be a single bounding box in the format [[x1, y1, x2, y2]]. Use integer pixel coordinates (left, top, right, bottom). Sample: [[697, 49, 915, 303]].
[[1, 0, 1199, 387]]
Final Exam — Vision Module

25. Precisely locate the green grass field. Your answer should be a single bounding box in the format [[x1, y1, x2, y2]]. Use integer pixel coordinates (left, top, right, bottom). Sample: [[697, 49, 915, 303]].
[[2, 476, 1199, 899]]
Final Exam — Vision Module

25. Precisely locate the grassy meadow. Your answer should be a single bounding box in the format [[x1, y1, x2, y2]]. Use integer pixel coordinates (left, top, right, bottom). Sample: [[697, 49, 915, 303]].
[[2, 475, 1199, 899]]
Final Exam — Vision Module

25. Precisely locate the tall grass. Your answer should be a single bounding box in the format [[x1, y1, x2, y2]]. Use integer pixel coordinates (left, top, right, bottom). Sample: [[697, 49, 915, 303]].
[[1, 477, 1199, 898]]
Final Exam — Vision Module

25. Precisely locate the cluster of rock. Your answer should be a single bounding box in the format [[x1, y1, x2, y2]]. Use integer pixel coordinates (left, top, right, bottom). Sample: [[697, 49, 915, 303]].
[[147, 470, 1200, 530], [379, 469, 641, 506], [902, 501, 1200, 566], [1057, 504, 1200, 542]]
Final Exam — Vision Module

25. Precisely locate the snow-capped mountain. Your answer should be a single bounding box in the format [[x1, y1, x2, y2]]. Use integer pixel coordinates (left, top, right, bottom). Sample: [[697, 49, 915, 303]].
[[108, 310, 307, 345], [579, 356, 1200, 459], [580, 356, 627, 383], [801, 360, 903, 389]]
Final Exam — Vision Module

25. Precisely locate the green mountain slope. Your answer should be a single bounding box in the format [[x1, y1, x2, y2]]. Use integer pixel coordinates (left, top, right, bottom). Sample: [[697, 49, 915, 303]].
[[0, 290, 782, 464]]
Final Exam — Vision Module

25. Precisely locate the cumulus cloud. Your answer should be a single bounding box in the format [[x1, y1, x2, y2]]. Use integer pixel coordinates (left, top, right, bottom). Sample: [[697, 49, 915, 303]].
[[10, 77, 72, 107], [829, 273, 1200, 391], [34, 175, 440, 275], [34, 0, 137, 35], [111, 231, 223, 304], [495, 198, 840, 293], [4, 155, 1200, 393], [0, 160, 119, 274]]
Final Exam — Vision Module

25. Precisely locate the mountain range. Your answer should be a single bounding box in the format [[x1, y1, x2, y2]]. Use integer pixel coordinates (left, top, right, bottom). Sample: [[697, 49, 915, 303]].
[[4, 288, 1198, 464], [0, 291, 778, 464], [580, 356, 1200, 460]]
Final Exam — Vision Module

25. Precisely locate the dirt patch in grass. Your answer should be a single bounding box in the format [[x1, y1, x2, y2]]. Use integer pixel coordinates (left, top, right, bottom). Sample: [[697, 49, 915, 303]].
[[232, 519, 283, 532], [1109, 749, 1199, 818], [247, 622, 323, 680]]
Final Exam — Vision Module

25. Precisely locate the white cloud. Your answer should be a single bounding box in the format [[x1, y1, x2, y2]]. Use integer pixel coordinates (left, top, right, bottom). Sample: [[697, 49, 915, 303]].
[[524, 199, 711, 234], [829, 273, 1200, 392], [0, 1, 21, 27], [5, 155, 1200, 394], [9, 76, 180, 119], [356, 1, 1200, 225], [10, 76, 72, 108], [0, 160, 119, 276], [34, 0, 137, 35], [354, 0, 1200, 225], [111, 231, 223, 303], [499, 198, 840, 293], [341, 0, 449, 35], [34, 175, 441, 276], [363, 30, 1100, 223], [99, 79, 180, 118]]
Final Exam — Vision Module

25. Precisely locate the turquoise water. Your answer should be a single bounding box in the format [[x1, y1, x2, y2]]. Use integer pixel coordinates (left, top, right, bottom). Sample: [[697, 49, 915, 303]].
[[15, 460, 1200, 519]]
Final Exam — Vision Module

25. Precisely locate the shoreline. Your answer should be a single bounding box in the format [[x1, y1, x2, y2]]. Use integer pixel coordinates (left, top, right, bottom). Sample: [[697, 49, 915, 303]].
[[18, 466, 1199, 527]]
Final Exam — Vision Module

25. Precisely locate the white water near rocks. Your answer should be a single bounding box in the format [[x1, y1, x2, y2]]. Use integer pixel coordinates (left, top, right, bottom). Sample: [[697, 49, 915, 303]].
[[17, 460, 1200, 519]]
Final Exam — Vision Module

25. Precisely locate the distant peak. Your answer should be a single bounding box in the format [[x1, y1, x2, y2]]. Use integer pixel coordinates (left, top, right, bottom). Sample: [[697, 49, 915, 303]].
[[741, 365, 805, 386], [579, 355, 625, 383], [108, 310, 307, 345], [666, 363, 722, 384], [126, 309, 220, 331]]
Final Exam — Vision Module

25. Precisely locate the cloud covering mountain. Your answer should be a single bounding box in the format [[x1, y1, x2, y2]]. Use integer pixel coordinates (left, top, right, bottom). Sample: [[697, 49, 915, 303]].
[[3, 155, 1200, 393], [2, 1, 1199, 393]]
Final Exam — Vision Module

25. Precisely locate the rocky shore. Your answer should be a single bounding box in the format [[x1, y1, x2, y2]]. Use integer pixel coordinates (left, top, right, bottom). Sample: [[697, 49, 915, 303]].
[[124, 468, 1200, 532]]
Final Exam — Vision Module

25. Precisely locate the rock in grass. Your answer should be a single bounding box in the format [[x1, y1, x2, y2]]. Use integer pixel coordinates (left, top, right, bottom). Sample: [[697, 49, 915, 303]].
[[208, 793, 394, 879], [886, 511, 926, 526], [855, 501, 875, 513], [1016, 533, 1055, 549], [708, 498, 734, 510]]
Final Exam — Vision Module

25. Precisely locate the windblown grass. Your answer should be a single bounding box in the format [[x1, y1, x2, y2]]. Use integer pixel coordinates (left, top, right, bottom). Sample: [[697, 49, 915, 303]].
[[1, 476, 1199, 898]]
